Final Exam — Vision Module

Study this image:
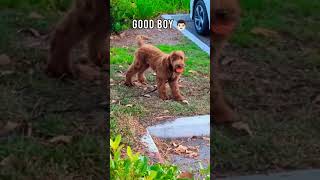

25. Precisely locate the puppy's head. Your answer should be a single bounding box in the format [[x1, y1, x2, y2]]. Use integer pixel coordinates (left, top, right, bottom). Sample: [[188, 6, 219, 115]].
[[212, 0, 241, 37], [168, 51, 186, 74]]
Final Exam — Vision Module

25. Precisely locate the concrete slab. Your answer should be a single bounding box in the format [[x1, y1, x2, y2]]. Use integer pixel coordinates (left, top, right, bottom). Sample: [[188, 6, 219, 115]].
[[218, 169, 320, 180], [171, 138, 210, 173], [162, 14, 210, 55], [147, 115, 210, 138]]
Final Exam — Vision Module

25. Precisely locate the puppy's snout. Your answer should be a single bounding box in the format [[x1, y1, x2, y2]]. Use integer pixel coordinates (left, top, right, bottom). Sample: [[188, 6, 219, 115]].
[[175, 64, 185, 68]]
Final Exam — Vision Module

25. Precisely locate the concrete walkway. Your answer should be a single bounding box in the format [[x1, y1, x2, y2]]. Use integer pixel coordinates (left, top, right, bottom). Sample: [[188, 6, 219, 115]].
[[141, 115, 210, 173], [218, 169, 320, 180]]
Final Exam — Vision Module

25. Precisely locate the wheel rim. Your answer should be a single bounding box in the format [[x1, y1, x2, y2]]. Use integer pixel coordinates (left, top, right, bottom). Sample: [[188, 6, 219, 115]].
[[194, 4, 205, 31]]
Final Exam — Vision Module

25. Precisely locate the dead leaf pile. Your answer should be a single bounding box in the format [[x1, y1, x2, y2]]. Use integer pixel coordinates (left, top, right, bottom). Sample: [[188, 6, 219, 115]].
[[170, 142, 199, 158], [177, 171, 193, 179]]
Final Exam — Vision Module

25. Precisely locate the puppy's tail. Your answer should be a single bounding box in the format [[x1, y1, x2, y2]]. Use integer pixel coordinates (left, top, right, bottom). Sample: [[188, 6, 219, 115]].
[[136, 35, 150, 47]]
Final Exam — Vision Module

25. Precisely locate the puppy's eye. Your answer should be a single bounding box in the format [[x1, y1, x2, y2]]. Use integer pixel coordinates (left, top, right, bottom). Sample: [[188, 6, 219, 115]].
[[215, 9, 229, 20]]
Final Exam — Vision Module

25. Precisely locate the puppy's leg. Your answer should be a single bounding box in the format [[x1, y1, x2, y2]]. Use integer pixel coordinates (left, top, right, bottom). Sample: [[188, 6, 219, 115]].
[[87, 22, 108, 67], [125, 64, 138, 86], [212, 79, 236, 124], [137, 64, 149, 85], [157, 78, 168, 100], [47, 6, 90, 77], [169, 79, 185, 101]]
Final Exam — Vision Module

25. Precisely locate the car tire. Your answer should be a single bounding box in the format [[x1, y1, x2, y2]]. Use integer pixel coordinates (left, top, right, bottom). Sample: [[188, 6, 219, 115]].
[[193, 0, 209, 35]]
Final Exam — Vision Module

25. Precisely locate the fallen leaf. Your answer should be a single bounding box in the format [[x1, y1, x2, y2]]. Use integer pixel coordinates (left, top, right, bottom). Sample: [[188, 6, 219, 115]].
[[231, 122, 253, 136], [0, 54, 11, 66], [163, 110, 169, 113], [76, 64, 101, 81], [19, 28, 41, 37], [175, 145, 188, 154], [154, 116, 173, 120], [0, 155, 17, 166], [49, 135, 72, 144], [119, 32, 126, 38], [0, 121, 19, 136], [202, 137, 210, 141], [0, 70, 15, 77], [251, 27, 280, 38], [116, 73, 125, 78], [188, 70, 198, 74], [313, 94, 320, 105], [177, 171, 193, 179], [27, 123, 32, 137], [29, 12, 44, 19], [221, 58, 236, 66], [99, 101, 109, 106], [187, 151, 199, 158]]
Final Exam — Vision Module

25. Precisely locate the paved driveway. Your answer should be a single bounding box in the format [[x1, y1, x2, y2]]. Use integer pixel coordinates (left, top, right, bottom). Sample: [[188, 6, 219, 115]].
[[162, 14, 210, 54]]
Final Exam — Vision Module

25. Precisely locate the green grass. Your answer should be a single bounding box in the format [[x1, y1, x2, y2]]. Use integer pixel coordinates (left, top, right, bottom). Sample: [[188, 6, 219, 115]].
[[110, 40, 210, 141], [214, 0, 320, 175], [0, 0, 71, 12], [231, 0, 320, 47], [111, 0, 190, 32]]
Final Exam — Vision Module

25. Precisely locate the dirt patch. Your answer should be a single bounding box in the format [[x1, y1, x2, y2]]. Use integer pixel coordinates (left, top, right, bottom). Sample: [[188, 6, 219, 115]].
[[111, 28, 182, 47]]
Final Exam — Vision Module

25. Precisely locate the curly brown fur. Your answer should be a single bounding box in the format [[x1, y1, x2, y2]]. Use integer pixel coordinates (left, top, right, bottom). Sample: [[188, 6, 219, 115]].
[[125, 36, 186, 101], [211, 0, 241, 124], [46, 0, 108, 78]]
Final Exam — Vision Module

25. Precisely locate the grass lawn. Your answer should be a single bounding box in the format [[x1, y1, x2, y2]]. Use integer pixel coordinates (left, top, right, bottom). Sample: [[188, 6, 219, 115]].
[[0, 10, 106, 179], [214, 0, 320, 175], [110, 39, 210, 144]]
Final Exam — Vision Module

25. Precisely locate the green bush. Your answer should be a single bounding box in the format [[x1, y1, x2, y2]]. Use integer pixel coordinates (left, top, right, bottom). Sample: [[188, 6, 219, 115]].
[[110, 135, 182, 179], [0, 0, 71, 11], [111, 0, 190, 32]]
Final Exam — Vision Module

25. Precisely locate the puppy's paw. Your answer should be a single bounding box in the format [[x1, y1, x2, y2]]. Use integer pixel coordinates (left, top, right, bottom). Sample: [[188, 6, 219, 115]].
[[160, 95, 170, 100], [124, 81, 134, 86], [174, 96, 186, 101], [181, 99, 189, 105], [46, 63, 75, 79]]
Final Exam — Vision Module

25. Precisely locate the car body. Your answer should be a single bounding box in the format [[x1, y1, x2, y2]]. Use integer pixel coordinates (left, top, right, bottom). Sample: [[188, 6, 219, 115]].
[[190, 0, 210, 35]]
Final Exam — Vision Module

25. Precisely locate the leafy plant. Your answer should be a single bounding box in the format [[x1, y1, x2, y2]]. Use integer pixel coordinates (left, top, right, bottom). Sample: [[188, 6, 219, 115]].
[[110, 0, 189, 32], [110, 135, 182, 179]]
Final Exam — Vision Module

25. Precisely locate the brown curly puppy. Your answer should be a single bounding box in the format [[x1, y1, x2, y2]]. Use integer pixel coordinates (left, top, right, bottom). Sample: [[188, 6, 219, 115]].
[[125, 36, 186, 101], [211, 0, 241, 124], [46, 0, 108, 78]]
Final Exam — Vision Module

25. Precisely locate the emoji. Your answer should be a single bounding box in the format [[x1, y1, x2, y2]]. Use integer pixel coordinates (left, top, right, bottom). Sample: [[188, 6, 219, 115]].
[[177, 20, 186, 31]]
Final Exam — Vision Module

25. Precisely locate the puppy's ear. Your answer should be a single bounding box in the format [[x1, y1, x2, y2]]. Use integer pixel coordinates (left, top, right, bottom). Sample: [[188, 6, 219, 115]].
[[163, 55, 172, 68], [170, 51, 185, 60]]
